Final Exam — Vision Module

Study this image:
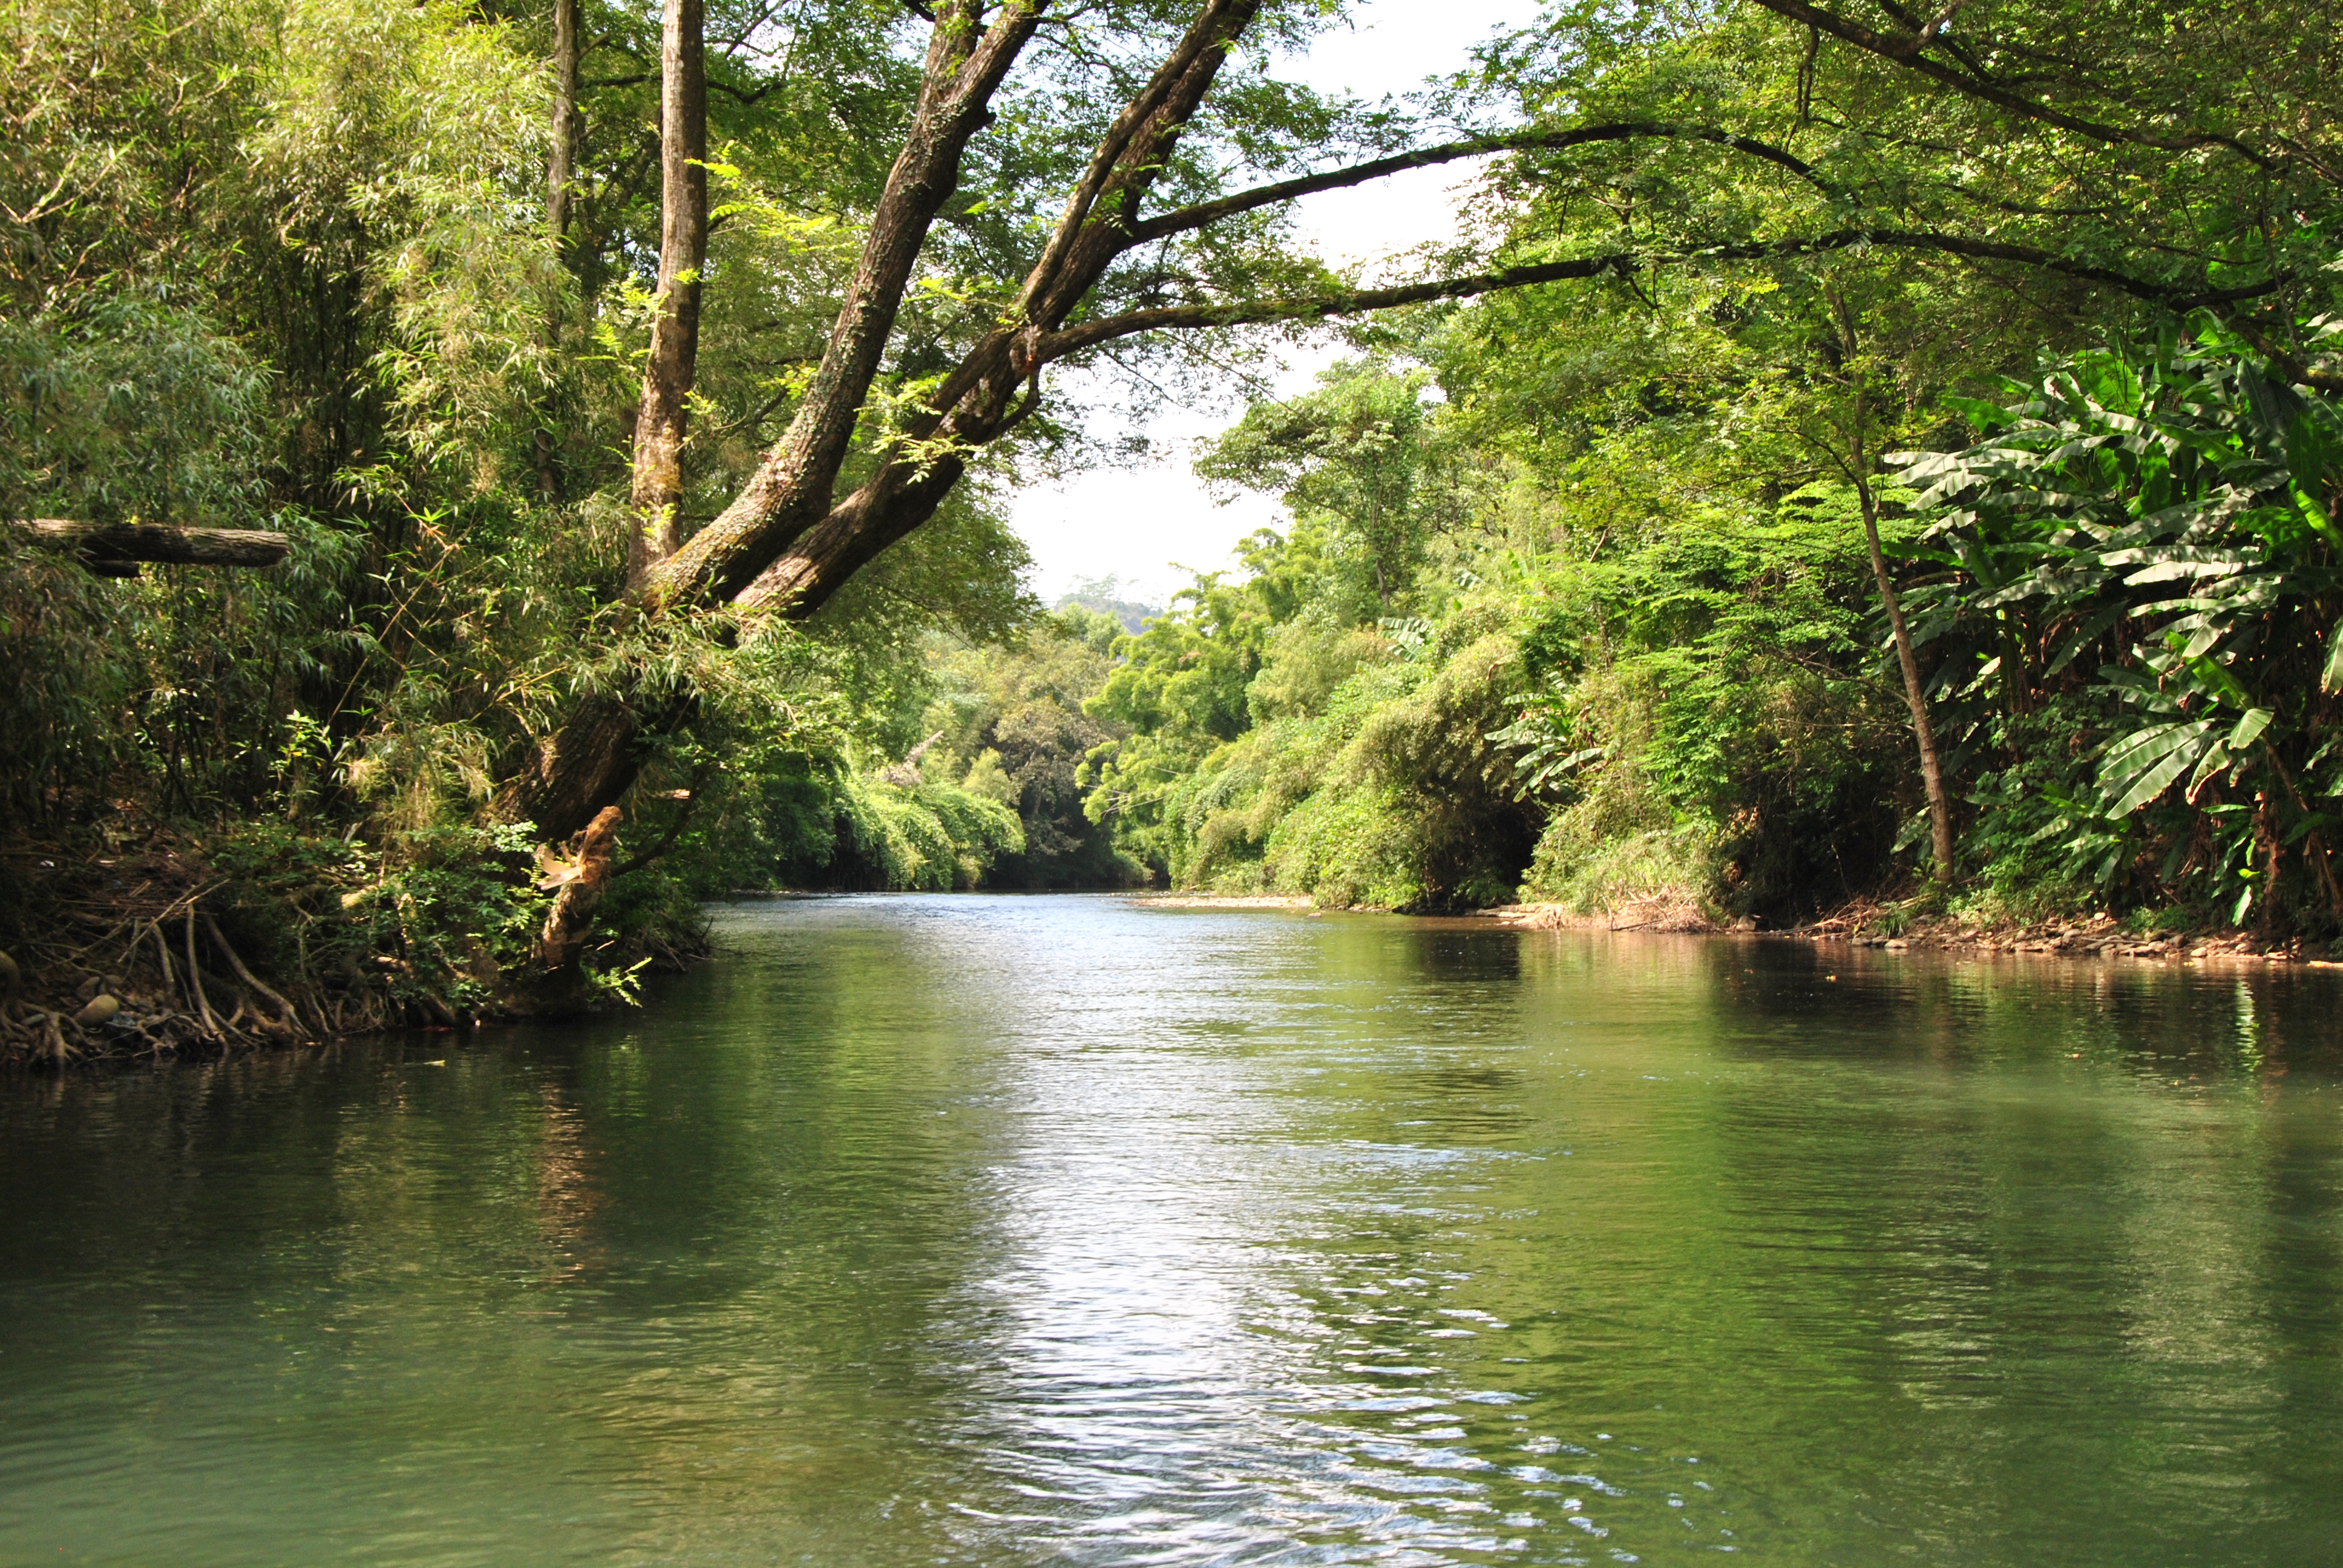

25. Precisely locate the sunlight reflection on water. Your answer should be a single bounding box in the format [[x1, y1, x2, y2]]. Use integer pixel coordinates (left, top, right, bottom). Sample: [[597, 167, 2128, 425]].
[[2, 895, 2341, 1566]]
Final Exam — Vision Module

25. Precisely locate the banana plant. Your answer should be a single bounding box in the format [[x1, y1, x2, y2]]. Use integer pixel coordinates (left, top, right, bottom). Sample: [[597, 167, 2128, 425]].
[[1893, 315, 2343, 929]]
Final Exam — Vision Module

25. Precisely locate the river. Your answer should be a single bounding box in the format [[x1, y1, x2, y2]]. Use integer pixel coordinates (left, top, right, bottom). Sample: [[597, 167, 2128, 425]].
[[2, 895, 2339, 1565]]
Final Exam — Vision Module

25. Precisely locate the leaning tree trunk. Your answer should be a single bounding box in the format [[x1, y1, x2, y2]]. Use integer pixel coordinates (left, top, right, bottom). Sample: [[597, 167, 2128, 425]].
[[1841, 371, 1957, 886], [626, 0, 709, 589], [1853, 471, 1957, 884]]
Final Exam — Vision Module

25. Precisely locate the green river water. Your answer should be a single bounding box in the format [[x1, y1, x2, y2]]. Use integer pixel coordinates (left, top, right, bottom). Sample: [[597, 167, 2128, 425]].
[[2, 895, 2340, 1566]]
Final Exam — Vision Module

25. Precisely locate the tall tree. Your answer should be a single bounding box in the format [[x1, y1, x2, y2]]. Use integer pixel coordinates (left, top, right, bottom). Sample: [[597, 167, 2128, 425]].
[[546, 0, 582, 245], [537, 0, 584, 499], [628, 0, 709, 588]]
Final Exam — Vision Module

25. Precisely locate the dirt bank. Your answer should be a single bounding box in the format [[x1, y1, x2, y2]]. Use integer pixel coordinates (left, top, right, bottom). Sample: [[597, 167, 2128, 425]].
[[1480, 899, 2342, 967]]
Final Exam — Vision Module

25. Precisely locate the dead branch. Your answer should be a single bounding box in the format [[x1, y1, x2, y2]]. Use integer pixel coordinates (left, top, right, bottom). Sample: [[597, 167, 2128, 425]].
[[10, 518, 292, 569]]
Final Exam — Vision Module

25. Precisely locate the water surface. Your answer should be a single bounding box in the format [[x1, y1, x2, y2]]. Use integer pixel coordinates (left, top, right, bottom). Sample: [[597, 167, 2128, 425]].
[[4, 895, 2341, 1565]]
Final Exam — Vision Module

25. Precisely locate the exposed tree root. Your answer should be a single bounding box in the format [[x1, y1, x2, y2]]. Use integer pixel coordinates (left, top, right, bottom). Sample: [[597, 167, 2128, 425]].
[[0, 824, 700, 1070]]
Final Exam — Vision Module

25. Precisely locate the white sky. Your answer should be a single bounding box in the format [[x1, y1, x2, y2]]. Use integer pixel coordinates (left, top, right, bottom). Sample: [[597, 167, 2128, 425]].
[[1008, 0, 1541, 609]]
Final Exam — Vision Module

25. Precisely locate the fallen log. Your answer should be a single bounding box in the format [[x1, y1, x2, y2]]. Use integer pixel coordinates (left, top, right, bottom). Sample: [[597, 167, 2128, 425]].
[[8, 518, 292, 571]]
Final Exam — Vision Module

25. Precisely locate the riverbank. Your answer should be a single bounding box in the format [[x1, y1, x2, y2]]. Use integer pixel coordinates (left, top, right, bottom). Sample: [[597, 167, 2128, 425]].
[[1483, 899, 2343, 965], [1125, 889, 2342, 967], [12, 878, 2333, 1069], [0, 821, 705, 1068], [1126, 894, 1316, 910]]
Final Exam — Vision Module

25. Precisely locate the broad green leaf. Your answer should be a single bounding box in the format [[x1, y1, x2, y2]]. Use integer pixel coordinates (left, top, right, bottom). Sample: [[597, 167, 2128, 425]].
[[2108, 743, 2198, 814], [2291, 483, 2342, 547], [2228, 708, 2272, 750], [2186, 742, 2232, 800], [1940, 395, 2018, 431], [2099, 724, 2187, 776]]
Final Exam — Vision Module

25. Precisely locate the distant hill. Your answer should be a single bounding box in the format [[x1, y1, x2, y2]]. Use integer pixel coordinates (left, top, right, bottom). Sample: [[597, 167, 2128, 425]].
[[1054, 575, 1159, 635]]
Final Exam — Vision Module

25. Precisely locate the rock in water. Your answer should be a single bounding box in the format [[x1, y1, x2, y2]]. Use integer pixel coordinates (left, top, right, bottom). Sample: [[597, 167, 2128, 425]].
[[73, 993, 120, 1027]]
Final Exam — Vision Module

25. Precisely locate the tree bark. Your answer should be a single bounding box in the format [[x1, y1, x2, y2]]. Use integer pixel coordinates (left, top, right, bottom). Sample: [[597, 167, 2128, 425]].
[[535, 805, 624, 973], [497, 691, 644, 841], [626, 0, 709, 590], [9, 519, 291, 569]]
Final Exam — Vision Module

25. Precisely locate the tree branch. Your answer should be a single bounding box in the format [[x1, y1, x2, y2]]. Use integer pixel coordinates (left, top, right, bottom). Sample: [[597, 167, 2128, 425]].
[[8, 519, 292, 570], [1036, 230, 2278, 360], [1020, 0, 1260, 318], [1130, 122, 1830, 247], [1742, 0, 2279, 170], [1038, 255, 1637, 356], [2224, 316, 2343, 394]]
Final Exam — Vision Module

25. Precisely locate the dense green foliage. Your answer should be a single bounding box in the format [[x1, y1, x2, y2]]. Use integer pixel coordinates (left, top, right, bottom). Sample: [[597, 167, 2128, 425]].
[[0, 0, 1061, 984], [1039, 0, 2343, 932], [4, 0, 2340, 1027], [1071, 351, 1922, 916], [1069, 315, 2343, 926], [1902, 325, 2343, 932]]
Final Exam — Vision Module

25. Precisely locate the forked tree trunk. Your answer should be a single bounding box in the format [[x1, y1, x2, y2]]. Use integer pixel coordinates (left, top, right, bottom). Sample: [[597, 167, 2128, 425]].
[[635, 0, 1054, 611], [627, 0, 709, 589], [499, 0, 1289, 850], [494, 1, 1052, 844]]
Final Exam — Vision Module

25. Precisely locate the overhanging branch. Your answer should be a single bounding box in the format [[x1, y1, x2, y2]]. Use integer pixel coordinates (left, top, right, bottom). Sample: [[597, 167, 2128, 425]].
[[1038, 255, 1634, 356], [1040, 229, 2281, 359], [1129, 122, 1830, 247]]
